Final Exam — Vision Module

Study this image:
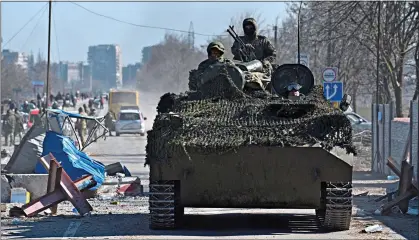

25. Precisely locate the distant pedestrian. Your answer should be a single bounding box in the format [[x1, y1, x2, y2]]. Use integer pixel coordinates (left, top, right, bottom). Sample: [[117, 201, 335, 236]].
[[75, 107, 87, 148], [104, 112, 114, 136], [14, 108, 24, 143], [3, 110, 16, 146]]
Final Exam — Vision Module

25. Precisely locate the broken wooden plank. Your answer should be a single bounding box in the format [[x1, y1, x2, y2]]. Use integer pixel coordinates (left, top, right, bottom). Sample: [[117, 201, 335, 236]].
[[398, 160, 414, 213], [387, 157, 419, 193]]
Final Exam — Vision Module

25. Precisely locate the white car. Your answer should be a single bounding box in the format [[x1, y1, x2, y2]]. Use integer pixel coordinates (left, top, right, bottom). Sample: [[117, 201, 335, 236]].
[[115, 109, 147, 136]]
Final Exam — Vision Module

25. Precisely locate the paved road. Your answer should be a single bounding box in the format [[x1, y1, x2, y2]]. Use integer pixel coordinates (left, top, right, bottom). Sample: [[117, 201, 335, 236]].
[[1, 96, 409, 239], [85, 134, 149, 183], [2, 127, 407, 240]]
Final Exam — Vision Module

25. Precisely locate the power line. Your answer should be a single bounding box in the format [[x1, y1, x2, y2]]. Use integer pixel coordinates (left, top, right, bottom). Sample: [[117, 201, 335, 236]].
[[21, 4, 49, 50], [70, 2, 225, 37], [2, 3, 48, 48]]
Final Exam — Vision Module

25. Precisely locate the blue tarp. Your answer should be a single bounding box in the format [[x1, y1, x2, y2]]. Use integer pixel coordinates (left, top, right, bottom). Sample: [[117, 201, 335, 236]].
[[35, 131, 106, 190]]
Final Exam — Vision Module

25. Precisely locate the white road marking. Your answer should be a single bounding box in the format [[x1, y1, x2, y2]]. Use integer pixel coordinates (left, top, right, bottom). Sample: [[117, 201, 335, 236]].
[[62, 220, 82, 238]]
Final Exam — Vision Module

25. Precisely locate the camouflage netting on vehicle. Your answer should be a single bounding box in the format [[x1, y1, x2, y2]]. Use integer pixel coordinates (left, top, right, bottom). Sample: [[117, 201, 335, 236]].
[[145, 66, 356, 165]]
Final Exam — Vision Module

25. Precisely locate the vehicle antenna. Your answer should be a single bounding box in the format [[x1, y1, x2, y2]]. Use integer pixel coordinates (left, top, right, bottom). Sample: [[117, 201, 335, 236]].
[[297, 1, 303, 65]]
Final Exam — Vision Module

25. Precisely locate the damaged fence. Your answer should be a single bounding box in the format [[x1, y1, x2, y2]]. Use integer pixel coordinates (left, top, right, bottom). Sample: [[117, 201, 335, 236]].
[[372, 100, 419, 182]]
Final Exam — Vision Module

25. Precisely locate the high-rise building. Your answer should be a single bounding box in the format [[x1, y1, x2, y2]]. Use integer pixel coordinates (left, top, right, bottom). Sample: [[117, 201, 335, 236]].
[[82, 64, 92, 90], [2, 49, 28, 69], [87, 44, 122, 89], [57, 61, 84, 83], [141, 46, 153, 64], [122, 63, 142, 88]]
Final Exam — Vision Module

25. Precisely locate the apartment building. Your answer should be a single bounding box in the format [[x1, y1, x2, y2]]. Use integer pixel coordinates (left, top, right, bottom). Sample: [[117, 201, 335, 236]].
[[87, 44, 122, 89]]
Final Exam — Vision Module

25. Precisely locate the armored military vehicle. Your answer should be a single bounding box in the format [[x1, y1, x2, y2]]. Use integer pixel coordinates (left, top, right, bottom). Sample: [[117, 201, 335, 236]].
[[146, 63, 355, 232]]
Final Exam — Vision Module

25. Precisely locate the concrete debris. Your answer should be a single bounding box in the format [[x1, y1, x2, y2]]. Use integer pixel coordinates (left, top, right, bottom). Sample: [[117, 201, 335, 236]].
[[97, 176, 143, 198], [1, 203, 6, 212], [1, 148, 12, 171], [1, 174, 48, 203], [4, 125, 46, 174]]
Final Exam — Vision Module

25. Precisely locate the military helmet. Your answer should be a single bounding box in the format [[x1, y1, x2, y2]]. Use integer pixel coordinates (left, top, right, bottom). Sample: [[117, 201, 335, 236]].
[[207, 41, 225, 55]]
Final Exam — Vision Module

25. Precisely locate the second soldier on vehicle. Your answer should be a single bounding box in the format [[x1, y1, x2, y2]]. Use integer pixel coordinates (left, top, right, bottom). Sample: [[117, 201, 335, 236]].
[[197, 41, 233, 73], [231, 18, 277, 74]]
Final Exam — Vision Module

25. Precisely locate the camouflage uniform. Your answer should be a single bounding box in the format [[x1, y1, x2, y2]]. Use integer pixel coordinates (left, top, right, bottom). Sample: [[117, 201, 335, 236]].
[[197, 42, 233, 73], [87, 109, 98, 140], [14, 110, 24, 142], [231, 18, 277, 73], [76, 109, 88, 148], [3, 110, 16, 146], [83, 104, 90, 116]]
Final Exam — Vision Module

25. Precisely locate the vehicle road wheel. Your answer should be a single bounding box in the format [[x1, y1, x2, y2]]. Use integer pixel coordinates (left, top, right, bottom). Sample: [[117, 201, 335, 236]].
[[149, 180, 183, 230], [116, 132, 120, 136], [140, 133, 145, 136]]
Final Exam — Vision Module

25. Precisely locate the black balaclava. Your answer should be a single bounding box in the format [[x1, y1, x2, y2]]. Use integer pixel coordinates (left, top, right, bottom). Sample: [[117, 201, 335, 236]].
[[243, 18, 257, 40]]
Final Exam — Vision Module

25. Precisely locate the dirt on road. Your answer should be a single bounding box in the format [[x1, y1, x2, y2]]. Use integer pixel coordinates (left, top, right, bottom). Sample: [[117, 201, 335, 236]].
[[1, 170, 417, 239]]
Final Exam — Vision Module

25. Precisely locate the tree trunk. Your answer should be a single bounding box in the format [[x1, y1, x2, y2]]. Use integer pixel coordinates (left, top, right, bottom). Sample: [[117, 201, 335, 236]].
[[413, 36, 419, 101], [352, 87, 358, 112], [394, 53, 406, 117], [394, 85, 403, 117]]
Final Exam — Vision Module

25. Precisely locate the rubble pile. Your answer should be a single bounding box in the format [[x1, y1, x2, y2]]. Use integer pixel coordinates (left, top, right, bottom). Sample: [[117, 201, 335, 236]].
[[146, 66, 356, 165]]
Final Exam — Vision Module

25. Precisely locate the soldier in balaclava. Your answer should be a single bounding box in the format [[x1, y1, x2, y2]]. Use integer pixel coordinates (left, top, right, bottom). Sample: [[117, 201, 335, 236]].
[[231, 18, 277, 74], [197, 41, 233, 73]]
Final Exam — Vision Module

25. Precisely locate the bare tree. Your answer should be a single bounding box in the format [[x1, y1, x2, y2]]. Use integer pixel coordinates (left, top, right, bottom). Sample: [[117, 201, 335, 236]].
[[136, 33, 206, 93], [1, 60, 32, 100], [286, 2, 419, 116]]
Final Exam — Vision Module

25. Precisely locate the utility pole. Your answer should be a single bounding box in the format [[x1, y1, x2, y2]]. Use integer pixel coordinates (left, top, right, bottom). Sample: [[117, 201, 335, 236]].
[[45, 0, 52, 109], [273, 16, 279, 51], [326, 9, 332, 66], [188, 21, 195, 49], [0, 1, 3, 152]]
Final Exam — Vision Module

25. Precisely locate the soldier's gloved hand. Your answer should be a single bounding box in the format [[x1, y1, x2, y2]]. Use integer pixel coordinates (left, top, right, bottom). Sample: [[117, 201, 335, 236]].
[[262, 59, 271, 68], [244, 44, 255, 50]]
